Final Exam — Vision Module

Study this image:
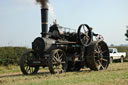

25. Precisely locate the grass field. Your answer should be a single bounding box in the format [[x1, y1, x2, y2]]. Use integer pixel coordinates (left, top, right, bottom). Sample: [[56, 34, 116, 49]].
[[0, 63, 128, 85]]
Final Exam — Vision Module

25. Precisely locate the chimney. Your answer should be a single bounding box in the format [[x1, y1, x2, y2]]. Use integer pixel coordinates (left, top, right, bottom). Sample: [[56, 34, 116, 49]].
[[41, 8, 48, 37]]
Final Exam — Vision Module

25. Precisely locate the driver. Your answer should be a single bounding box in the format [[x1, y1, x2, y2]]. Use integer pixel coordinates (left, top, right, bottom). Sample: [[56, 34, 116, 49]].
[[89, 27, 98, 40], [48, 24, 60, 39]]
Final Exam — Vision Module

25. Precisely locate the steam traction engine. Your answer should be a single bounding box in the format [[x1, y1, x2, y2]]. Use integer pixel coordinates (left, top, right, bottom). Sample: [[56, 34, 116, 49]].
[[20, 8, 110, 75]]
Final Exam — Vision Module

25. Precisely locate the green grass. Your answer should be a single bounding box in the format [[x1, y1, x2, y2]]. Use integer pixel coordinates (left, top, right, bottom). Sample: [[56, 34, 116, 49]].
[[0, 65, 20, 74], [0, 63, 128, 85]]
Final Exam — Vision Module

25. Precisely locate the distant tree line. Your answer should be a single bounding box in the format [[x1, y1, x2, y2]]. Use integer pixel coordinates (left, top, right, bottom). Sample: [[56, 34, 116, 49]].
[[0, 47, 29, 66], [0, 46, 128, 66]]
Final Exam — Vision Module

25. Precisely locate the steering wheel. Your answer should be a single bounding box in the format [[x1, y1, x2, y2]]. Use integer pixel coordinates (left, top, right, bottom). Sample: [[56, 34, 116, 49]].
[[77, 24, 92, 46]]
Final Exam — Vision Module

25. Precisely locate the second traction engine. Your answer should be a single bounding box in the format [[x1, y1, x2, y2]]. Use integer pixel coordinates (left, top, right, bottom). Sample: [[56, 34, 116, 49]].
[[19, 8, 110, 75]]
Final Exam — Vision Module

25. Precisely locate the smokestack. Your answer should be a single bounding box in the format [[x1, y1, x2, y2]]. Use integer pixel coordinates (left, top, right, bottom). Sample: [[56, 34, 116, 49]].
[[41, 8, 48, 37], [36, 0, 49, 37]]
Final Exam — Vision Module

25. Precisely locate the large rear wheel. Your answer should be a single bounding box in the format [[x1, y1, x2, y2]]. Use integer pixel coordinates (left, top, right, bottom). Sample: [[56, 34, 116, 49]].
[[20, 51, 39, 75], [85, 41, 110, 71]]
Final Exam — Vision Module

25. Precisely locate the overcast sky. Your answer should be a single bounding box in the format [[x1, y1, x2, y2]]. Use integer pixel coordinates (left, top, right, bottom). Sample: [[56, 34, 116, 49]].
[[0, 0, 128, 47]]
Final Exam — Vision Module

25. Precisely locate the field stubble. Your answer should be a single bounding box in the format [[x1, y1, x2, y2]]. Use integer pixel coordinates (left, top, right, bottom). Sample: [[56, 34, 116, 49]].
[[0, 63, 128, 85]]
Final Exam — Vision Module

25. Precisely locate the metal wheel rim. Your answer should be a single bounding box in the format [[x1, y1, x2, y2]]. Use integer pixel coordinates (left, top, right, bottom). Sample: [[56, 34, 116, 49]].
[[94, 43, 109, 70], [20, 51, 39, 75]]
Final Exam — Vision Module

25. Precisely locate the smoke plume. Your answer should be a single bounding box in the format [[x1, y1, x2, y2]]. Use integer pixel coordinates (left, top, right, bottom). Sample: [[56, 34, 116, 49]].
[[48, 3, 57, 22], [36, 0, 48, 8]]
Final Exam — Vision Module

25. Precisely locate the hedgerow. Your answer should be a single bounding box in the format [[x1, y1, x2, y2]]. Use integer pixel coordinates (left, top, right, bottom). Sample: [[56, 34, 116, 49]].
[[0, 46, 128, 66], [0, 47, 29, 66]]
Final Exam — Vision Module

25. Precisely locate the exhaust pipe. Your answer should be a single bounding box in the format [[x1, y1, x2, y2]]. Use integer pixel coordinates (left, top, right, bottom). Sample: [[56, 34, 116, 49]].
[[41, 8, 48, 37]]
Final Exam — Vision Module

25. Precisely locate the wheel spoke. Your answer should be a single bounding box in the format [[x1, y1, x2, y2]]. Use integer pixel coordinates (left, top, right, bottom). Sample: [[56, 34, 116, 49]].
[[83, 26, 87, 33], [29, 67, 32, 73], [53, 56, 61, 63], [97, 60, 105, 69], [31, 67, 34, 73], [101, 50, 107, 54], [61, 61, 66, 64], [94, 50, 100, 54], [26, 66, 30, 73], [25, 66, 29, 72], [100, 58, 108, 62], [95, 46, 101, 54], [53, 56, 57, 62], [56, 51, 59, 58], [30, 68, 33, 73], [60, 53, 63, 58], [58, 53, 63, 61]]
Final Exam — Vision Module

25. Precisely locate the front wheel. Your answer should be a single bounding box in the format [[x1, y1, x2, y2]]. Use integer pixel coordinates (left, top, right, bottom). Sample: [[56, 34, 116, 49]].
[[20, 51, 39, 75], [48, 49, 68, 74]]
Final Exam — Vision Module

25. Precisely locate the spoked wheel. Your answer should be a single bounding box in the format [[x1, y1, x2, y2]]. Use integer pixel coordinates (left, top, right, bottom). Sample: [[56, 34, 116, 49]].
[[77, 24, 92, 46], [48, 49, 68, 74], [85, 41, 110, 71], [20, 51, 39, 75]]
